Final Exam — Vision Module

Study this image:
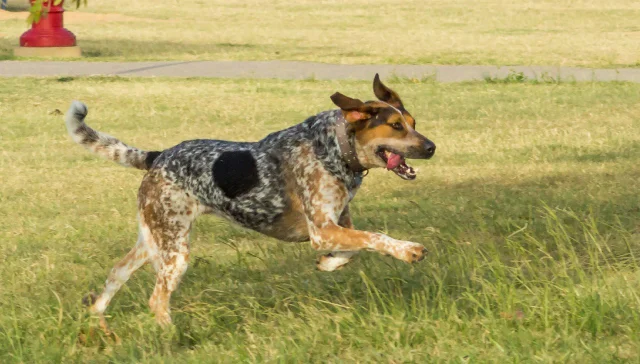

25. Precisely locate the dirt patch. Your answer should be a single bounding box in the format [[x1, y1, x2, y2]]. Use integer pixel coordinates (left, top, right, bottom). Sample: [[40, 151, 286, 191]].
[[66, 12, 153, 24], [0, 10, 24, 20]]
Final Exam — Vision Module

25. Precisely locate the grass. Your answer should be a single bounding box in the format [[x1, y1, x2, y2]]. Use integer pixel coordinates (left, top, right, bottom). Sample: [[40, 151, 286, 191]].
[[1, 77, 640, 362], [1, 0, 639, 67]]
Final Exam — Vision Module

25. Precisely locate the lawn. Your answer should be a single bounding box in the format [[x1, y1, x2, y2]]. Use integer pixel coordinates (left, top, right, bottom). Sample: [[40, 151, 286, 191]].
[[1, 0, 639, 67], [0, 77, 640, 362]]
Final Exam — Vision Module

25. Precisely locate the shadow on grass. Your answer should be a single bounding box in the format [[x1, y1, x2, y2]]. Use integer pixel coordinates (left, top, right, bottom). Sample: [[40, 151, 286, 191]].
[[2, 37, 364, 61], [0, 38, 268, 61], [77, 39, 263, 59], [98, 165, 640, 349], [78, 37, 370, 61], [0, 40, 17, 60]]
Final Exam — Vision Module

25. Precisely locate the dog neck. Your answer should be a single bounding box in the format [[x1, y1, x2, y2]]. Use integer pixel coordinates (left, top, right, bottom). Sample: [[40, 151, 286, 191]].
[[335, 115, 368, 173]]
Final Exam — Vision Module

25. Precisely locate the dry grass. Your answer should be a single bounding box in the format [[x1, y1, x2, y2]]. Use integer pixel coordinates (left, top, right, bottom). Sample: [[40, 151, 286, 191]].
[[1, 77, 640, 362], [2, 0, 640, 66]]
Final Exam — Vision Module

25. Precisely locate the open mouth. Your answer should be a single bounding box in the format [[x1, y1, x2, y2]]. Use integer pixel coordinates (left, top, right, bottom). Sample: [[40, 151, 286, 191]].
[[376, 148, 416, 180]]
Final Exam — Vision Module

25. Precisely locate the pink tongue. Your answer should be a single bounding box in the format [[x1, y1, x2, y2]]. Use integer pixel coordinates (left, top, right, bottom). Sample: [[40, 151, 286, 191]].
[[386, 153, 403, 169]]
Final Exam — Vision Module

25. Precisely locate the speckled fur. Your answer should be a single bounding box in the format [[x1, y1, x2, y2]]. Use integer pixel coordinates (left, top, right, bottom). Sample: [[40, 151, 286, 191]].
[[65, 76, 435, 329], [153, 111, 362, 239]]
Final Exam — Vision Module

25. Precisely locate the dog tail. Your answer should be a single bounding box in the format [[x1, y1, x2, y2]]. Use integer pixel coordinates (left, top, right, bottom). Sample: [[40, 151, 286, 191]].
[[64, 101, 161, 171]]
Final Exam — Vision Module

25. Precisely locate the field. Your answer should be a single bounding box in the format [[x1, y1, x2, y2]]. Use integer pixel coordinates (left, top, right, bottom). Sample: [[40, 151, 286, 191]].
[[1, 0, 640, 67], [0, 77, 639, 362]]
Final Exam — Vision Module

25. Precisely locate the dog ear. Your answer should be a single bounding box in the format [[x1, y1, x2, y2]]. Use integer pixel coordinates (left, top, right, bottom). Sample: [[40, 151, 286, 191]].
[[330, 92, 378, 123], [330, 92, 365, 111], [373, 73, 403, 107]]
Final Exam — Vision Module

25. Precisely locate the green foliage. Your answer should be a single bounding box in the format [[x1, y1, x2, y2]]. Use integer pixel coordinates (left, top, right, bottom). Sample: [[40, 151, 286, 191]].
[[27, 0, 87, 25]]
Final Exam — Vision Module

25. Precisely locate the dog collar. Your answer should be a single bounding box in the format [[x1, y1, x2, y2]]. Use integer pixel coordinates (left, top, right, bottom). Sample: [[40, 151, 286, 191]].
[[336, 115, 368, 173]]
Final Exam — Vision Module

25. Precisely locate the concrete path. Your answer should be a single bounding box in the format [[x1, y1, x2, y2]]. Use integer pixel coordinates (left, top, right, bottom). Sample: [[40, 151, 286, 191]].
[[1, 60, 640, 82]]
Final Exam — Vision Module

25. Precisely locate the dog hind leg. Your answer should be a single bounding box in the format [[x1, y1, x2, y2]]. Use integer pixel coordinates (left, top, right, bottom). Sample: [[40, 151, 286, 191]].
[[147, 243, 190, 326], [83, 225, 150, 333], [138, 172, 198, 325]]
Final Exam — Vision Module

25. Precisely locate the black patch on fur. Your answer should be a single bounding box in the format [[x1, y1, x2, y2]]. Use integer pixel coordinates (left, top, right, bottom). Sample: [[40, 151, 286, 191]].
[[213, 151, 259, 198], [77, 124, 99, 144], [74, 110, 87, 120], [145, 151, 162, 169]]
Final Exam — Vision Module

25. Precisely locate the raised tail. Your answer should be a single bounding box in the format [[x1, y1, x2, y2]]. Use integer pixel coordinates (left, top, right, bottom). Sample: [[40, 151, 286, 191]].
[[65, 101, 161, 170]]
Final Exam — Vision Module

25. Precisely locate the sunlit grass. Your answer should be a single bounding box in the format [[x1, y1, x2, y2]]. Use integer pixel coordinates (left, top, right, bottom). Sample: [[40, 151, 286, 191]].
[[2, 0, 640, 67], [0, 77, 639, 362]]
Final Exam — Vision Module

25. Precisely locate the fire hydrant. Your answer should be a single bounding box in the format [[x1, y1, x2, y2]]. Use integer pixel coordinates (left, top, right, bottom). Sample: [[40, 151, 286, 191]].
[[14, 0, 81, 57]]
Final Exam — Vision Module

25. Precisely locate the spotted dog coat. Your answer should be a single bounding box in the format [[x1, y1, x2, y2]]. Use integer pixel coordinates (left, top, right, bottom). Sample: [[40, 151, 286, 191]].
[[67, 75, 436, 328], [153, 111, 362, 240]]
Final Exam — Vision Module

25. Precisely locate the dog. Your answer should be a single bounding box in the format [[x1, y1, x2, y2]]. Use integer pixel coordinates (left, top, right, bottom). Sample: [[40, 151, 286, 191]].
[[66, 74, 435, 329]]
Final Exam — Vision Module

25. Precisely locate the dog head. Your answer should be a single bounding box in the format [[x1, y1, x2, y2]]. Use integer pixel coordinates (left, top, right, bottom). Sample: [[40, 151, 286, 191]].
[[330, 74, 435, 180]]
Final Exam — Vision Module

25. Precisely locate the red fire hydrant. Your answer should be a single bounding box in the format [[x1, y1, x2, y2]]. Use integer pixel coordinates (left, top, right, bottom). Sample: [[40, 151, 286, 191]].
[[14, 0, 81, 57]]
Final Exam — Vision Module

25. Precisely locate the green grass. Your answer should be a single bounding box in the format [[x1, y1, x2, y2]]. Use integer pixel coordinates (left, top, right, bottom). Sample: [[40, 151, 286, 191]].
[[1, 77, 640, 362], [2, 0, 640, 67]]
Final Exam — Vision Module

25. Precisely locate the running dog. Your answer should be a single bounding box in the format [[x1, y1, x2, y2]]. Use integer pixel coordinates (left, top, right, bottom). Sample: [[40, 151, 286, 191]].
[[66, 75, 435, 328]]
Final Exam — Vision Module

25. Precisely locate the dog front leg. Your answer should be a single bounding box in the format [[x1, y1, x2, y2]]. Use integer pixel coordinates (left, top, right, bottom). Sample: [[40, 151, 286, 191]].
[[296, 162, 426, 265], [309, 220, 427, 264], [316, 205, 359, 271]]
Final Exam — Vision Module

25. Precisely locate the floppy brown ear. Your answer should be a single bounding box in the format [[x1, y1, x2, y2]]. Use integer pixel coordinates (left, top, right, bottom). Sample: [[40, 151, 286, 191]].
[[330, 92, 374, 122], [330, 92, 366, 111], [373, 73, 403, 106]]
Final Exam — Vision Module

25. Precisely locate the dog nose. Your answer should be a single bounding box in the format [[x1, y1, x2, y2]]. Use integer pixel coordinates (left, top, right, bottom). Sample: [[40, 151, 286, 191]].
[[424, 140, 436, 158]]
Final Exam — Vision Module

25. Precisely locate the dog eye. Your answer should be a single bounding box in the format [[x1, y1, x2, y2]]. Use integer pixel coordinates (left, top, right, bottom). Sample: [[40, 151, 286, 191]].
[[391, 122, 403, 130]]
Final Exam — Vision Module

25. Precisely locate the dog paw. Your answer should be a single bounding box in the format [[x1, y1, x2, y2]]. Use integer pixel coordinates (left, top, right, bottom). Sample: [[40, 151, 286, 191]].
[[316, 252, 354, 272], [154, 312, 173, 327], [82, 292, 98, 307], [394, 242, 427, 263], [78, 325, 121, 346]]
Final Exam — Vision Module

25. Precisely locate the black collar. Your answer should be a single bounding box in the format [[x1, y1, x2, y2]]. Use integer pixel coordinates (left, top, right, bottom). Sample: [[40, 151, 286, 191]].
[[335, 116, 368, 173]]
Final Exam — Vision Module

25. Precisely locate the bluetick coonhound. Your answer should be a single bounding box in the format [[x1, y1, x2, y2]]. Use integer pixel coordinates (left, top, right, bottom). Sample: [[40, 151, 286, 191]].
[[66, 75, 435, 329]]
